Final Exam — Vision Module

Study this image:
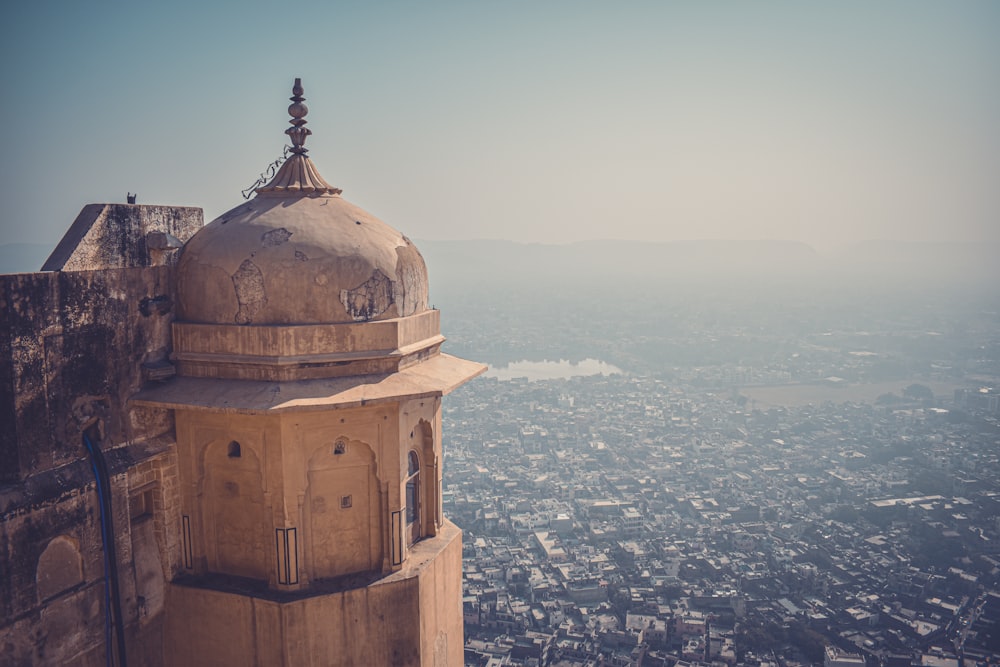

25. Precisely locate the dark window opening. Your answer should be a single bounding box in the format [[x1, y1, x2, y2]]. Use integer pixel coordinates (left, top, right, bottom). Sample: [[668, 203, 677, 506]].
[[405, 451, 420, 544], [228, 441, 241, 458], [341, 495, 352, 509], [334, 440, 346, 455]]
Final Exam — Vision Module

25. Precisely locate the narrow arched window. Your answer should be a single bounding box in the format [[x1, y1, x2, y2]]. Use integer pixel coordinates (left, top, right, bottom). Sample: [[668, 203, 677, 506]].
[[228, 441, 241, 458], [405, 451, 420, 545]]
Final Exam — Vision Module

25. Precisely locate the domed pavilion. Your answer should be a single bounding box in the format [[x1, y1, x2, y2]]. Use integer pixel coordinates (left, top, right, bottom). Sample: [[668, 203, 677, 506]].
[[134, 78, 484, 666]]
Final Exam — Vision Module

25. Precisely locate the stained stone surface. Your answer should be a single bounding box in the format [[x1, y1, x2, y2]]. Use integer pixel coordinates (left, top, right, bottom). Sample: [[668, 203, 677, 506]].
[[42, 204, 202, 272]]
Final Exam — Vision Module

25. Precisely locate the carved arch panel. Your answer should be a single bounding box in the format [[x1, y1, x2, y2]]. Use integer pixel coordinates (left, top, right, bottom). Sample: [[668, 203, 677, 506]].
[[416, 418, 439, 536], [201, 439, 269, 580], [304, 437, 382, 580]]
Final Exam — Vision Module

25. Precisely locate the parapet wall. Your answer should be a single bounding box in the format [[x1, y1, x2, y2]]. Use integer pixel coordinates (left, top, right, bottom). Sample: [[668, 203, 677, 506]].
[[42, 204, 202, 272]]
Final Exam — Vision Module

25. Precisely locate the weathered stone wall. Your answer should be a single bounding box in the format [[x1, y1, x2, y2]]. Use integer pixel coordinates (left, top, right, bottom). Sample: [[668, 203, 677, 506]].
[[1, 205, 196, 664], [0, 267, 177, 482], [1, 485, 107, 665], [0, 448, 183, 666]]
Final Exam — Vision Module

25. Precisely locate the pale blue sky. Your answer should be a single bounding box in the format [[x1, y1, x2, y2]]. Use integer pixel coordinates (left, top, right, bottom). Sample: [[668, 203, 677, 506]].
[[1, 1, 997, 250]]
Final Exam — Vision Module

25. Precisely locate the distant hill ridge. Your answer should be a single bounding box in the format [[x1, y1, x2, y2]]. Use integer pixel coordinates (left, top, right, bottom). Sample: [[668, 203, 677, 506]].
[[3, 239, 997, 286], [415, 238, 1000, 286]]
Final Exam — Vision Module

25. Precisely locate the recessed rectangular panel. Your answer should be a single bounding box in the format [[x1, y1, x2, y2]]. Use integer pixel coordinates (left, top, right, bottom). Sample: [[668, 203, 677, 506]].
[[275, 527, 298, 585], [391, 510, 403, 566]]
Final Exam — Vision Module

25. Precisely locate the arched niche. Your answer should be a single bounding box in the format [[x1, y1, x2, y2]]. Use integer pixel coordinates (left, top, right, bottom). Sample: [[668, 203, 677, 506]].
[[304, 438, 381, 580], [415, 418, 440, 535], [201, 439, 268, 580], [36, 535, 83, 601]]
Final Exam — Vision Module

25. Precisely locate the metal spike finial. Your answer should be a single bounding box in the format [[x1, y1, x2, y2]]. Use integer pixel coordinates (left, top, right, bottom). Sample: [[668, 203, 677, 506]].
[[286, 77, 311, 155], [252, 78, 341, 196]]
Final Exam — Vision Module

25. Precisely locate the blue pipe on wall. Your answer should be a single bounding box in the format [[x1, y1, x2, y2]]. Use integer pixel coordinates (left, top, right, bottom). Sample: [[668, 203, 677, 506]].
[[83, 431, 129, 667]]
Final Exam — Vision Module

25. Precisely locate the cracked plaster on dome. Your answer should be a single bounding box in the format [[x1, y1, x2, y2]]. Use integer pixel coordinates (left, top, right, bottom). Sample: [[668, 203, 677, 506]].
[[232, 259, 267, 324], [340, 269, 394, 321]]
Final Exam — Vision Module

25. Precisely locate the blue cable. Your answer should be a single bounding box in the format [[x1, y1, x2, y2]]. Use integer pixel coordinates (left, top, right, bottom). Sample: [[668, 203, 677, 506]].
[[95, 463, 113, 667], [84, 432, 126, 667]]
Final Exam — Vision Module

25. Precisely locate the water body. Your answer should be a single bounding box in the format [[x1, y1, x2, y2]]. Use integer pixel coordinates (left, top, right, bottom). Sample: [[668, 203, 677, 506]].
[[485, 358, 624, 382]]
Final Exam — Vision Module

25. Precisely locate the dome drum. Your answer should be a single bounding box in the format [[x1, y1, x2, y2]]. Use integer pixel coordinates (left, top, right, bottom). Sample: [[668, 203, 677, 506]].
[[171, 308, 444, 381]]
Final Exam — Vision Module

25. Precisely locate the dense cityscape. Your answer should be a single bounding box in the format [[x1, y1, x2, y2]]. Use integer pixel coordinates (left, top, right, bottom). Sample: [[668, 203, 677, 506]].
[[435, 274, 1000, 667]]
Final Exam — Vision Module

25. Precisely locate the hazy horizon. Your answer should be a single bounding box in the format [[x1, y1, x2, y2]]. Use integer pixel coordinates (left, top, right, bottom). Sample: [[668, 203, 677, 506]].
[[4, 235, 999, 284], [1, 1, 998, 251]]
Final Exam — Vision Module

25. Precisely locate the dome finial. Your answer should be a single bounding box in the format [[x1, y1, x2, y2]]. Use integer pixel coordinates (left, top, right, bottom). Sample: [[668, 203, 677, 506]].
[[286, 77, 311, 155], [255, 78, 341, 197]]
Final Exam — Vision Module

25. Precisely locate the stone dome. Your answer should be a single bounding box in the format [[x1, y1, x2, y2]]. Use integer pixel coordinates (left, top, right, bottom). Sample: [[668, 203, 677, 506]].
[[176, 80, 429, 326], [176, 195, 429, 325]]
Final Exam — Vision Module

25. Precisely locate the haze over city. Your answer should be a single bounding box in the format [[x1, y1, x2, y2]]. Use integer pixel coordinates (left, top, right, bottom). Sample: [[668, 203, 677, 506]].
[[3, 2, 1000, 665], [2, 1, 998, 252]]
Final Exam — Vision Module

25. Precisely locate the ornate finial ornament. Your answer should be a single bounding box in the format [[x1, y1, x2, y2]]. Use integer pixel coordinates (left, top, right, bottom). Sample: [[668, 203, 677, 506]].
[[254, 78, 342, 197], [286, 78, 311, 155]]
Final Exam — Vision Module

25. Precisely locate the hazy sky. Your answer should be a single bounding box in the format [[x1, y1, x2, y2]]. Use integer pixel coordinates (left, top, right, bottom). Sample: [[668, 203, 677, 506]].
[[1, 1, 997, 250]]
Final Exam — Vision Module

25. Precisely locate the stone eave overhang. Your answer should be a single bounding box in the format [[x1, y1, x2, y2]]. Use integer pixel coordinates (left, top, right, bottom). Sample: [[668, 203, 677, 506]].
[[131, 353, 486, 414]]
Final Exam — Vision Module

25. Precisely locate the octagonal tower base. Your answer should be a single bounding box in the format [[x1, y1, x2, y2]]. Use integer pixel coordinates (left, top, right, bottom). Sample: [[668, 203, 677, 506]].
[[164, 521, 462, 667]]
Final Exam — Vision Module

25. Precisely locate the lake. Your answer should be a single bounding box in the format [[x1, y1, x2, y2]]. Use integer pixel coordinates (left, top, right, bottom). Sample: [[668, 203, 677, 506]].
[[485, 358, 624, 382]]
